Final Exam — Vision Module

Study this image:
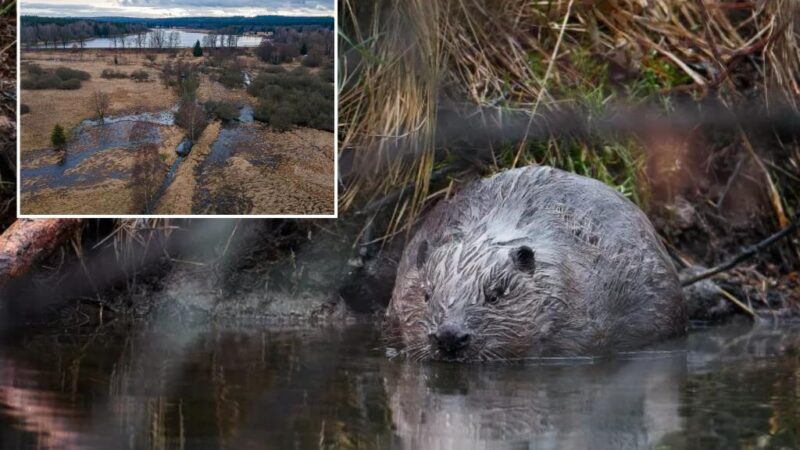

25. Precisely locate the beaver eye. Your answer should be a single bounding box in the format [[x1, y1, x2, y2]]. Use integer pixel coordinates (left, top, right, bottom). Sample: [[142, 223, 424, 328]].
[[423, 291, 430, 303], [484, 285, 505, 305], [483, 282, 508, 305]]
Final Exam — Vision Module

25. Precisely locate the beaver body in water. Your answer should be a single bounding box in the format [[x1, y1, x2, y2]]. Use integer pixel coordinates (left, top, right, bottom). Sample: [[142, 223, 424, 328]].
[[386, 165, 687, 361]]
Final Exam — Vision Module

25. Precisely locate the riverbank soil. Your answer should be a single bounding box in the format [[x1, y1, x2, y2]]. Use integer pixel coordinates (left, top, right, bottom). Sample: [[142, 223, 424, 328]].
[[19, 48, 334, 215]]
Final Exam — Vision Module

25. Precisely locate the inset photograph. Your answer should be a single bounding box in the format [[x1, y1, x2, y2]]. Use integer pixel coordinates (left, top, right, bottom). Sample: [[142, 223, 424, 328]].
[[18, 1, 335, 216]]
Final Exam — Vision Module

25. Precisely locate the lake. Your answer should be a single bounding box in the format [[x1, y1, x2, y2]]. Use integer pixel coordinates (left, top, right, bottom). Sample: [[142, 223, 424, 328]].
[[40, 29, 264, 49], [1, 320, 799, 449]]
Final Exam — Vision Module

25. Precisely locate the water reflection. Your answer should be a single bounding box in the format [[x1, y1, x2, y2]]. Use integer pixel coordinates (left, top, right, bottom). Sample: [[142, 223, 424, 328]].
[[385, 354, 685, 449], [0, 323, 799, 449]]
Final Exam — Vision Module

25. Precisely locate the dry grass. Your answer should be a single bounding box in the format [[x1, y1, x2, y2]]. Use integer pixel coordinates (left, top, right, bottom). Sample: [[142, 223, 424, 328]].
[[20, 178, 136, 215], [340, 0, 800, 232], [196, 74, 254, 106], [197, 124, 334, 215], [157, 126, 185, 166]]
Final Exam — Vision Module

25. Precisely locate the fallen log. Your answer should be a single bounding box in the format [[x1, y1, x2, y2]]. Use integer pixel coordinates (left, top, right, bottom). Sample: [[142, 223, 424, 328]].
[[0, 219, 82, 287]]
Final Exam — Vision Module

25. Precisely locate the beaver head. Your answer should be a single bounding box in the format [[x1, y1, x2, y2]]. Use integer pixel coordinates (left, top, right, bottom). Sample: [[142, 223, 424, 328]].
[[388, 233, 571, 362]]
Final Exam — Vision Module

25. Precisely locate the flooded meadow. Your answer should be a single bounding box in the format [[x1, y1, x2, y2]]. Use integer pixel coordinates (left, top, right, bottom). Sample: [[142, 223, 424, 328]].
[[19, 50, 334, 216]]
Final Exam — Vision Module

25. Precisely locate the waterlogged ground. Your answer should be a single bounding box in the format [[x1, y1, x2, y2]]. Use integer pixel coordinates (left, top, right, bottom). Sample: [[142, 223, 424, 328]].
[[1, 322, 800, 449], [20, 119, 183, 214], [21, 107, 334, 215], [21, 112, 334, 215], [20, 117, 183, 214], [20, 51, 335, 215]]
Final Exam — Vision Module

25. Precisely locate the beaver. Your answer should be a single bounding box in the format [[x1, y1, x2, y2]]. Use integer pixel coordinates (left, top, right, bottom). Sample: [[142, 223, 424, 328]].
[[386, 165, 687, 361]]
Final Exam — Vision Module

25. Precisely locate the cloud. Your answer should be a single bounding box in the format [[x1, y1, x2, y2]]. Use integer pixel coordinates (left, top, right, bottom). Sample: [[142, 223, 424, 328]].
[[22, 0, 333, 17], [119, 0, 331, 8]]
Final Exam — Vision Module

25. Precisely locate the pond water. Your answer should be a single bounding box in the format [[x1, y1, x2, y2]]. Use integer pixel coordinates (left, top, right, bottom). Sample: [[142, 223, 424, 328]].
[[39, 29, 264, 49], [1, 322, 799, 449]]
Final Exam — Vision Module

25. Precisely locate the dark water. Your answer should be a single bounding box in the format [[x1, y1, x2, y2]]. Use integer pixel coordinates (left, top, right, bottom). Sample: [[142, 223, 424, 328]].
[[1, 322, 799, 449]]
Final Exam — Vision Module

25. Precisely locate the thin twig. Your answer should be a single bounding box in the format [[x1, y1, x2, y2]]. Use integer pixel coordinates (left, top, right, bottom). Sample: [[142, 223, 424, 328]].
[[717, 286, 756, 318], [681, 211, 800, 286]]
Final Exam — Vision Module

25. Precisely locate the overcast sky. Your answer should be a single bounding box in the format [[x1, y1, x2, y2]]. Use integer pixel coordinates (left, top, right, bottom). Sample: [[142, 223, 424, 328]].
[[23, 0, 334, 18]]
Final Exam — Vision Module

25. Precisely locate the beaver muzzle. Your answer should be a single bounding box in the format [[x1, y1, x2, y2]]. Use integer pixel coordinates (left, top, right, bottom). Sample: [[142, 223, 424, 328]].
[[429, 324, 471, 358]]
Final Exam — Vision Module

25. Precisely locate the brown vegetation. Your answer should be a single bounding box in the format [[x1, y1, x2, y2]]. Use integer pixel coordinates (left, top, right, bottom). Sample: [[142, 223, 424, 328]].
[[175, 100, 208, 140], [20, 47, 334, 216]]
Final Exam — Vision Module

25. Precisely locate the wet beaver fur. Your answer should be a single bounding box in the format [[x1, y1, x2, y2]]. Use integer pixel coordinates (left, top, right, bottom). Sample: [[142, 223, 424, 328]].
[[386, 165, 687, 361]]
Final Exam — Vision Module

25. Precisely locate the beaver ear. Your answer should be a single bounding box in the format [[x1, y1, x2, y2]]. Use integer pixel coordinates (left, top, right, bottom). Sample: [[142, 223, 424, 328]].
[[416, 240, 429, 269], [511, 246, 535, 273]]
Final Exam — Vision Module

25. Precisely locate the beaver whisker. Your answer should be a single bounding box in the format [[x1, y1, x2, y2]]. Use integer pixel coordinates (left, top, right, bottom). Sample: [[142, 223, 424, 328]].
[[481, 348, 514, 364], [410, 347, 432, 362]]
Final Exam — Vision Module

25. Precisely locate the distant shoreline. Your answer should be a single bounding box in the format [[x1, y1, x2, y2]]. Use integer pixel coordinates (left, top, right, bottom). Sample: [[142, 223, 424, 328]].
[[26, 28, 264, 50]]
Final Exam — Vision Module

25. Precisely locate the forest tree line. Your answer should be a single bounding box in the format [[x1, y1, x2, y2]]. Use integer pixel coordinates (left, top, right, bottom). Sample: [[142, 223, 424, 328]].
[[21, 19, 149, 49]]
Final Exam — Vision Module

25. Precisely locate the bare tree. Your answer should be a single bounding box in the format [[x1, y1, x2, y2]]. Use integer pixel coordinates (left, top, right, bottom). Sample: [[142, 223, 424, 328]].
[[176, 100, 208, 141], [135, 31, 147, 51], [168, 31, 180, 49], [75, 21, 91, 50], [41, 24, 58, 48], [21, 27, 36, 49], [149, 29, 166, 49], [92, 91, 111, 123], [131, 143, 166, 211], [202, 33, 217, 49]]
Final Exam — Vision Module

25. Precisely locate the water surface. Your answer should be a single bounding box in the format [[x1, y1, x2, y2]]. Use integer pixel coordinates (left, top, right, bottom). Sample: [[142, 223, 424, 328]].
[[37, 29, 263, 49], [0, 322, 799, 449]]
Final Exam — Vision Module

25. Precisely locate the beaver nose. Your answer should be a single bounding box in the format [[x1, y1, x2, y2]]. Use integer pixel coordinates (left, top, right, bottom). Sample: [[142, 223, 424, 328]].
[[429, 325, 471, 356]]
